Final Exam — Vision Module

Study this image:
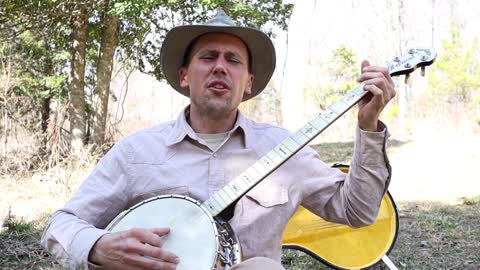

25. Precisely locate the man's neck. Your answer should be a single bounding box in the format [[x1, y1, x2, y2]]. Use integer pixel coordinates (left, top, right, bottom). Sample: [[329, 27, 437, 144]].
[[188, 107, 238, 134]]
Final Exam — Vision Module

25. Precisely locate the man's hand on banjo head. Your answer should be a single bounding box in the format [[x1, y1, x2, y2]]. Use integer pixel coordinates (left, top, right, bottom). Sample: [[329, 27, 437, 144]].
[[89, 227, 179, 270], [356, 60, 396, 132]]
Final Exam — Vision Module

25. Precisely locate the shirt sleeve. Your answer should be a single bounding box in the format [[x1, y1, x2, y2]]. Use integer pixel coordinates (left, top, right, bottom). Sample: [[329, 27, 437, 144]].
[[300, 121, 391, 228], [40, 142, 132, 269]]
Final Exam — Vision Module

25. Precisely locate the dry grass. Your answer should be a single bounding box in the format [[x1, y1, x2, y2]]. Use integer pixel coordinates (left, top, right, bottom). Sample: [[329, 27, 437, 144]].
[[1, 124, 479, 269], [0, 216, 61, 270]]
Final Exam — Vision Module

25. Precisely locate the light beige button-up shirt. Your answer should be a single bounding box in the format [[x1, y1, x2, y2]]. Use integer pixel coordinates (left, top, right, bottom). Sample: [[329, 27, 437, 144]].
[[41, 108, 391, 269]]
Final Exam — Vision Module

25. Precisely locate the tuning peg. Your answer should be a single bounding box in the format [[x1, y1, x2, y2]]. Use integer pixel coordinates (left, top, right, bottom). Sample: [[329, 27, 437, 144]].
[[404, 74, 411, 84], [421, 66, 426, 76]]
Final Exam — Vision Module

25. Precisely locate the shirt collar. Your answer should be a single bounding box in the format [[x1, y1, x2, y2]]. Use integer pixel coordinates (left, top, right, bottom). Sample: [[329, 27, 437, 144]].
[[233, 110, 253, 149], [165, 106, 253, 148], [165, 106, 197, 146]]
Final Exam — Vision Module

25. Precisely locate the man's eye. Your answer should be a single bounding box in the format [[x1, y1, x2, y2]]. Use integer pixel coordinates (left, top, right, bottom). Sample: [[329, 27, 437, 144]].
[[200, 55, 214, 60], [229, 58, 241, 63]]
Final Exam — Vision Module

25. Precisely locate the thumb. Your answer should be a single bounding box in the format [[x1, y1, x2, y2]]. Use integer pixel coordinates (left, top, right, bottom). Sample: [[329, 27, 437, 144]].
[[361, 59, 370, 73]]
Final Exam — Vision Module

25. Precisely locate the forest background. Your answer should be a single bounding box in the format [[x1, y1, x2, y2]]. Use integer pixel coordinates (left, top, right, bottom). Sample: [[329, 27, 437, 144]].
[[0, 0, 479, 269]]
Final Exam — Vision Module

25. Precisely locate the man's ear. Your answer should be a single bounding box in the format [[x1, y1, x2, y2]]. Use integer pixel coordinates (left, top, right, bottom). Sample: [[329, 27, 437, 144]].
[[179, 67, 189, 88], [245, 73, 254, 95]]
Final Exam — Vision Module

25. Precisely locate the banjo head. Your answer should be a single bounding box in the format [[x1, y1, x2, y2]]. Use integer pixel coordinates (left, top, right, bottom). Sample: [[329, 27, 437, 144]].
[[107, 195, 220, 270]]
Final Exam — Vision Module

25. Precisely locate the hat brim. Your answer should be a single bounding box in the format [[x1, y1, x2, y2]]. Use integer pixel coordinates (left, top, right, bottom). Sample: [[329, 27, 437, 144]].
[[160, 24, 276, 101]]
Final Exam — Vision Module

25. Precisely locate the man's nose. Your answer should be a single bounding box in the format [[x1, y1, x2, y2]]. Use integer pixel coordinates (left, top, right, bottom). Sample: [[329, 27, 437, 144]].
[[213, 58, 227, 75]]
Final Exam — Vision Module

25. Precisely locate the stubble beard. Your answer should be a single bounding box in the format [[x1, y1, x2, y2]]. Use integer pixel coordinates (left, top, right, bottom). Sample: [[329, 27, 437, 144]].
[[194, 94, 236, 121]]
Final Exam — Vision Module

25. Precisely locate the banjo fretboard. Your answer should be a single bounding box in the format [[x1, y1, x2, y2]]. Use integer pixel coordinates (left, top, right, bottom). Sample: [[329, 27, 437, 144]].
[[202, 84, 368, 216]]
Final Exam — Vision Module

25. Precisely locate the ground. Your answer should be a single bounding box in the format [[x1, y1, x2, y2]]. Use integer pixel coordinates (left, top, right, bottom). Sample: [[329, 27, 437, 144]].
[[1, 131, 479, 269]]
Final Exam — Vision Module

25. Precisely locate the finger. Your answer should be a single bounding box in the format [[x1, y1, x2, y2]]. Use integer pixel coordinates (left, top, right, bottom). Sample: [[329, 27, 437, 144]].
[[357, 71, 386, 83], [150, 228, 171, 237], [127, 228, 162, 247], [364, 84, 387, 107], [361, 65, 394, 85], [123, 254, 177, 270], [139, 245, 180, 264], [361, 59, 370, 74], [361, 78, 390, 99]]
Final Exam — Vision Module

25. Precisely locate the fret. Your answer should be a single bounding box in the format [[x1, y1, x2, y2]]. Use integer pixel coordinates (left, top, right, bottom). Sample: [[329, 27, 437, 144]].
[[282, 137, 299, 152], [241, 171, 257, 185], [212, 193, 227, 208], [259, 155, 275, 170], [266, 150, 284, 164], [343, 91, 361, 104], [246, 167, 262, 180], [227, 181, 245, 195], [320, 108, 337, 122], [328, 101, 348, 115], [292, 130, 309, 145], [219, 188, 234, 202], [231, 177, 248, 190], [299, 122, 318, 139], [253, 162, 268, 176], [354, 85, 367, 95], [274, 144, 291, 159], [310, 116, 328, 131], [205, 199, 221, 215]]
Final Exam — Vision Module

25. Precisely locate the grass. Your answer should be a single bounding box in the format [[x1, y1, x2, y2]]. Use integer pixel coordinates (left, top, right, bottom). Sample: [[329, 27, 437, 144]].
[[2, 202, 478, 270], [1, 139, 479, 269], [0, 216, 61, 270]]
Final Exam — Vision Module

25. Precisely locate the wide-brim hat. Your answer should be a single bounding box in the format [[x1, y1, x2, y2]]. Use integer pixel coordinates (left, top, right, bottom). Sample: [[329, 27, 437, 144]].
[[160, 9, 276, 101]]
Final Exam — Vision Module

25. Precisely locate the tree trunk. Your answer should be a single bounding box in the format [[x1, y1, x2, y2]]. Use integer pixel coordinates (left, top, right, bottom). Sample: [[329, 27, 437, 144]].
[[69, 8, 88, 154], [41, 32, 53, 135], [90, 13, 120, 146], [397, 0, 409, 137]]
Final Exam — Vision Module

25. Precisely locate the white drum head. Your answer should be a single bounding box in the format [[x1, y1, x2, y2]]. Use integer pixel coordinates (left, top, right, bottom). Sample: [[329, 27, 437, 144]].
[[108, 196, 218, 270]]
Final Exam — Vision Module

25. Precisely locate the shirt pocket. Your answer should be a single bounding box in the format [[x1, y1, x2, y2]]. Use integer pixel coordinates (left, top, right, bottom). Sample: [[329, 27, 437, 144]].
[[245, 183, 288, 207], [128, 186, 190, 208], [236, 182, 290, 236]]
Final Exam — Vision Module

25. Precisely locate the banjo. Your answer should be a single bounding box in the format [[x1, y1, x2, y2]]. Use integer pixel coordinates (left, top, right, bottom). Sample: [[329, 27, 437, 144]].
[[106, 48, 436, 270]]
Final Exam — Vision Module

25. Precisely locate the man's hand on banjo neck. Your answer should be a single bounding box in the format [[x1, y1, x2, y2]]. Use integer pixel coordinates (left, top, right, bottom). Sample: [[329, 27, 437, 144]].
[[89, 227, 180, 270]]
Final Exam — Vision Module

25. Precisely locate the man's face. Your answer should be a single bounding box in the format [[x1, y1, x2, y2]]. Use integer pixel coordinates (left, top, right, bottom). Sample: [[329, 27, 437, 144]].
[[179, 33, 254, 120]]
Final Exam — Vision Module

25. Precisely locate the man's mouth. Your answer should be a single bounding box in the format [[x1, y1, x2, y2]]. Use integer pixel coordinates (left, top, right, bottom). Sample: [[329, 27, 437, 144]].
[[207, 80, 230, 93]]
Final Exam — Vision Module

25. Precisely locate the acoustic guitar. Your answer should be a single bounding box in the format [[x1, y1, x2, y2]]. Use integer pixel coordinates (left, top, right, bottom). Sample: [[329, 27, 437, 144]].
[[283, 164, 399, 270]]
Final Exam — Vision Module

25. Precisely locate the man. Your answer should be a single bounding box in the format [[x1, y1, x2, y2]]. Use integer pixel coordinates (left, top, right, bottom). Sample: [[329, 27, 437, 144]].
[[42, 9, 395, 270]]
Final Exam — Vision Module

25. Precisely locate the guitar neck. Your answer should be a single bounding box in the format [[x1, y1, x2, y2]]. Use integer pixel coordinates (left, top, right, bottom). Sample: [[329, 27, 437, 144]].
[[201, 83, 369, 216]]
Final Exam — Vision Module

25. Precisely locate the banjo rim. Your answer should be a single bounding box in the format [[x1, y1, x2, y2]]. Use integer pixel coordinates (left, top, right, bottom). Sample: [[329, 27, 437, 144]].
[[105, 194, 224, 268]]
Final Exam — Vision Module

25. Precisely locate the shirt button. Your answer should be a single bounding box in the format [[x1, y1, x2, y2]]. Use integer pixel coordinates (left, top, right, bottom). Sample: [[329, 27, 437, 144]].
[[213, 153, 218, 158]]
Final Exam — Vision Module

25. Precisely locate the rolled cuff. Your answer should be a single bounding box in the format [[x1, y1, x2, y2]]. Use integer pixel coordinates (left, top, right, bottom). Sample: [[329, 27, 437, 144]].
[[71, 227, 109, 270]]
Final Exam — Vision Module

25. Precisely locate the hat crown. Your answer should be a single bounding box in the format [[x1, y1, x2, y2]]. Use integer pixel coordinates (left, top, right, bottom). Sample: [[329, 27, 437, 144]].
[[207, 8, 236, 26]]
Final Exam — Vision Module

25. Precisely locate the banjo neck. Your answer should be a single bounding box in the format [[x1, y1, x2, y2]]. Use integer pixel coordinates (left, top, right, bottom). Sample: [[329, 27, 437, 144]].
[[202, 48, 437, 217], [202, 84, 367, 217]]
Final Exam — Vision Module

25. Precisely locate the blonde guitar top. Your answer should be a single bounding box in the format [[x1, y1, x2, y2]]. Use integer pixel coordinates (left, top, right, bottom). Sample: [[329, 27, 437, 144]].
[[282, 165, 398, 269]]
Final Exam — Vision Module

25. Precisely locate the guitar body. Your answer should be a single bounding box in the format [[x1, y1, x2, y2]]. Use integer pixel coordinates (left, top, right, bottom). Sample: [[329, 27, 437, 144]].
[[106, 195, 241, 270], [283, 166, 399, 270]]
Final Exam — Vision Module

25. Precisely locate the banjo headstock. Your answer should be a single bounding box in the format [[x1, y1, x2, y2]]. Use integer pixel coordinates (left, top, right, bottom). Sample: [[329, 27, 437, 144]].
[[387, 48, 437, 83]]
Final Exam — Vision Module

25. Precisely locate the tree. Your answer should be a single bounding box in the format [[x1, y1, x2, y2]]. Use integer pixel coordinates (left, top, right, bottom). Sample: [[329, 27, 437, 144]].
[[428, 23, 480, 102], [305, 45, 359, 109], [1, 0, 294, 152], [90, 1, 120, 146], [89, 0, 294, 146], [69, 7, 89, 154]]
